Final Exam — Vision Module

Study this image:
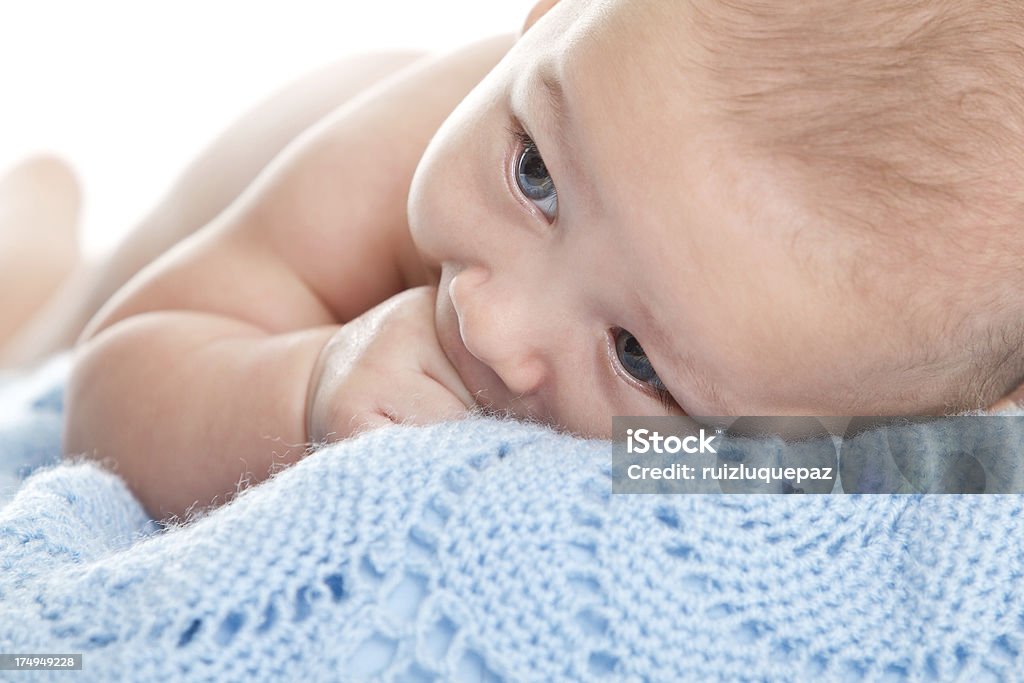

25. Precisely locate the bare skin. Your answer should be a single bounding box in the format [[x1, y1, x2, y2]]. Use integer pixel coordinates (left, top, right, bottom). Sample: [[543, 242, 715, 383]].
[[0, 51, 423, 369], [0, 156, 79, 351], [59, 0, 1024, 521], [64, 36, 515, 519]]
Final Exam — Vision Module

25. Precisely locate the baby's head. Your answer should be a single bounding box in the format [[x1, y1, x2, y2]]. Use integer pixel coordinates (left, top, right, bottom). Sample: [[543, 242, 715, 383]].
[[408, 0, 1024, 436]]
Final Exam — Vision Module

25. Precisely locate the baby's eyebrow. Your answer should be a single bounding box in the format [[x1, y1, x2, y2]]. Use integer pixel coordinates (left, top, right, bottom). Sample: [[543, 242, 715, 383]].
[[522, 65, 597, 210], [538, 71, 566, 132], [523, 67, 573, 168]]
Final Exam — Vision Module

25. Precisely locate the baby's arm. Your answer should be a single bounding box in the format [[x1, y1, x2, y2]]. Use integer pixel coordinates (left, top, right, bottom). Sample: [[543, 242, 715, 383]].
[[64, 36, 513, 520]]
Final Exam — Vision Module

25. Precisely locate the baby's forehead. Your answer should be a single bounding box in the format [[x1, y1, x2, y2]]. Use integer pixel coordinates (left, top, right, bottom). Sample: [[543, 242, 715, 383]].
[[536, 3, 694, 127], [549, 0, 692, 75], [531, 1, 731, 210]]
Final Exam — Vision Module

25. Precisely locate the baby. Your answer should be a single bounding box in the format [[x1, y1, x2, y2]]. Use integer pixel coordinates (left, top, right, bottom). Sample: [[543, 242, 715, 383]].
[[63, 0, 1024, 519]]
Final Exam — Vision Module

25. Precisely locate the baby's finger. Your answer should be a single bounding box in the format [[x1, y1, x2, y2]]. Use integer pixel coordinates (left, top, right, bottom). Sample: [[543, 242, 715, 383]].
[[373, 371, 471, 428], [345, 410, 402, 438], [420, 351, 476, 409], [389, 285, 474, 408]]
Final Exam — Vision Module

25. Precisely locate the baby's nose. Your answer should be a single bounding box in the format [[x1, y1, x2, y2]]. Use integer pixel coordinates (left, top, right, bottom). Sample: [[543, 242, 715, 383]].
[[449, 268, 548, 398]]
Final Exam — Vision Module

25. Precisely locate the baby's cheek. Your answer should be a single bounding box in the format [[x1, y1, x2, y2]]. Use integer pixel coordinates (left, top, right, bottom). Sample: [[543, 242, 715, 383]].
[[548, 386, 618, 440], [407, 126, 479, 269], [407, 158, 446, 265]]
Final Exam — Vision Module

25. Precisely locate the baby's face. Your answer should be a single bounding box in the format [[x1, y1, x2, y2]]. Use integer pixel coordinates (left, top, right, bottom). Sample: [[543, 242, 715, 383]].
[[409, 0, 937, 436]]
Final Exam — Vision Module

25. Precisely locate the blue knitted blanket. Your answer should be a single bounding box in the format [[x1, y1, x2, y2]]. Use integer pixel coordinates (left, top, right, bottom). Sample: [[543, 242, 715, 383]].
[[2, 357, 1024, 681]]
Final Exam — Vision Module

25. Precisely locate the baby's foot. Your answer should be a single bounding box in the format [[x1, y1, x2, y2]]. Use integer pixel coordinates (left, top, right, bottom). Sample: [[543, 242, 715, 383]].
[[0, 155, 81, 350]]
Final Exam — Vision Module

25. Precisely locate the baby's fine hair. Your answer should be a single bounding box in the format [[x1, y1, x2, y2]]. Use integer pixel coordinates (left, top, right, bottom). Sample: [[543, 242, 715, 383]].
[[687, 0, 1024, 409]]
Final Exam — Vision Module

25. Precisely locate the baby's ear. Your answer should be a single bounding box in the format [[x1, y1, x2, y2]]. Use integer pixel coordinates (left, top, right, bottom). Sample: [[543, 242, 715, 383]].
[[520, 0, 560, 37]]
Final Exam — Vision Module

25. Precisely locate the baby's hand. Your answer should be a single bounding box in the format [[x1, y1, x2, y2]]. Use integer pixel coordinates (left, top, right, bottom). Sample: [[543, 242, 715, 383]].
[[305, 286, 475, 443]]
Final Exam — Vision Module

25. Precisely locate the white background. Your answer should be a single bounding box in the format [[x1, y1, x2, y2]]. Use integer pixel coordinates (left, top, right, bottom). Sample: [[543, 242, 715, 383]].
[[0, 0, 531, 257]]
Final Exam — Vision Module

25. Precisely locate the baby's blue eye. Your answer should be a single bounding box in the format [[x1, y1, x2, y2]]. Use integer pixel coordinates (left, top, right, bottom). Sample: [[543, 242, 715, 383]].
[[615, 328, 667, 393], [515, 139, 558, 220]]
